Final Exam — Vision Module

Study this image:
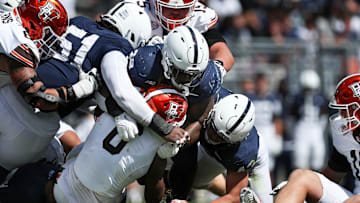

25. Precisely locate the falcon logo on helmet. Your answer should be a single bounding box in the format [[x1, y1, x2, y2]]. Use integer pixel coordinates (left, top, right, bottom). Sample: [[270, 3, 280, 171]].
[[38, 1, 60, 23]]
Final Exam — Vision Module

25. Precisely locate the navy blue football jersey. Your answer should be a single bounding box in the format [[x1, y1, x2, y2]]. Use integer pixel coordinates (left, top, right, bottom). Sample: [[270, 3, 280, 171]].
[[37, 16, 133, 88], [200, 87, 259, 172], [128, 44, 222, 104]]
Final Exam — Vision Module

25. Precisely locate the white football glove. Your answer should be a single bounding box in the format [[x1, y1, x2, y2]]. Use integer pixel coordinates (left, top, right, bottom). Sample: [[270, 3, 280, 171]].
[[157, 142, 180, 159], [72, 68, 98, 99], [114, 113, 139, 142], [240, 187, 261, 203], [213, 60, 227, 83], [147, 36, 164, 46]]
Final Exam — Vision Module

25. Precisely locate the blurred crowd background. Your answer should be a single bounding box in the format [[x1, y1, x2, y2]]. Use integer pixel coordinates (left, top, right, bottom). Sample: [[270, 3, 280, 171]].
[[59, 0, 360, 202]]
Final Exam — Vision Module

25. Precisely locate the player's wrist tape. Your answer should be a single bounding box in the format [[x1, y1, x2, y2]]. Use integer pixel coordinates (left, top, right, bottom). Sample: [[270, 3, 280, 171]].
[[149, 114, 174, 137], [18, 76, 64, 107], [55, 86, 76, 103]]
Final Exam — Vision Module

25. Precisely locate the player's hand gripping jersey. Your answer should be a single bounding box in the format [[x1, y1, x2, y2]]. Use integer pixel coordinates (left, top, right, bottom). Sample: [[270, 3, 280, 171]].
[[54, 86, 188, 203]]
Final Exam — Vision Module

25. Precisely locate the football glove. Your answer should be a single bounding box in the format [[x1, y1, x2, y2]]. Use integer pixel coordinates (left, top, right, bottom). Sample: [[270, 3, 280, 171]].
[[240, 187, 261, 203], [114, 113, 139, 142], [157, 142, 180, 159], [72, 68, 98, 99]]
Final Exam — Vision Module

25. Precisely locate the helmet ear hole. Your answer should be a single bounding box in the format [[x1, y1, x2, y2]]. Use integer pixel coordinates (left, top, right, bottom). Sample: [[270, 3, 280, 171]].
[[130, 33, 135, 42]]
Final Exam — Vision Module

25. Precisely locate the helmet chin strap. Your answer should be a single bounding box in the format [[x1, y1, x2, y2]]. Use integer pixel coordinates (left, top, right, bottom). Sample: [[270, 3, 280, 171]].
[[170, 77, 189, 96]]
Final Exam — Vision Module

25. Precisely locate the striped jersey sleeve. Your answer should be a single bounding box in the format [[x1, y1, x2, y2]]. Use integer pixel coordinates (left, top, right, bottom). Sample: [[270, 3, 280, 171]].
[[10, 44, 38, 68]]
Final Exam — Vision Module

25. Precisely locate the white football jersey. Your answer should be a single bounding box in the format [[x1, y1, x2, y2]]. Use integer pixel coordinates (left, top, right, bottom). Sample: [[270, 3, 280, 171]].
[[124, 0, 218, 36], [330, 114, 360, 193], [0, 11, 39, 68], [55, 112, 165, 201], [0, 85, 60, 170], [0, 11, 56, 171]]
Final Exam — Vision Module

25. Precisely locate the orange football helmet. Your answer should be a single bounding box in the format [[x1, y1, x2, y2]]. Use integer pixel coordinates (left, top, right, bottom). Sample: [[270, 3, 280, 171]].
[[153, 0, 196, 31], [329, 73, 360, 134], [17, 0, 68, 59], [143, 85, 188, 127]]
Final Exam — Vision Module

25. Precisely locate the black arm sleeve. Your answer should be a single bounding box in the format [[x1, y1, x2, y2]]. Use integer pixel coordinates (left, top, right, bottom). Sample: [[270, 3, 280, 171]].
[[328, 146, 351, 173], [202, 29, 226, 47]]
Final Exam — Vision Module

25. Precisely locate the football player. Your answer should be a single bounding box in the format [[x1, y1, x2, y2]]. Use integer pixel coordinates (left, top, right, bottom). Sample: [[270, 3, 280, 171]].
[[35, 1, 187, 145], [244, 73, 284, 183], [169, 88, 273, 203], [126, 25, 223, 202], [124, 0, 234, 78], [291, 69, 328, 170], [0, 0, 69, 183], [0, 86, 189, 203], [275, 73, 360, 203]]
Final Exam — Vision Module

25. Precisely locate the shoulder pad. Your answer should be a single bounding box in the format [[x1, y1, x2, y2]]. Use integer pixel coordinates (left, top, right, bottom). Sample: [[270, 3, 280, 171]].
[[0, 12, 39, 66], [129, 45, 164, 88], [187, 2, 218, 33]]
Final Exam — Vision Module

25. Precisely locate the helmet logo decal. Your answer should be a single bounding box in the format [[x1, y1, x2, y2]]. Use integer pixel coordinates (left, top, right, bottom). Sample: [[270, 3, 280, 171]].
[[38, 1, 60, 22], [165, 101, 184, 121], [349, 82, 360, 99]]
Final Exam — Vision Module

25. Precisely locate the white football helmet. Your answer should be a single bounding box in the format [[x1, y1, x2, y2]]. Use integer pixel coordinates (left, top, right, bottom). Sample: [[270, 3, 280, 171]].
[[0, 0, 21, 12], [300, 69, 320, 90], [206, 94, 255, 143], [100, 2, 152, 49], [153, 0, 196, 31], [162, 26, 209, 94]]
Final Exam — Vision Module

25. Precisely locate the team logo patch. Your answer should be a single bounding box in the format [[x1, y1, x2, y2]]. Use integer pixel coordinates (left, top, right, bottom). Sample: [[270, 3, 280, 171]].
[[349, 82, 360, 98], [38, 1, 60, 22], [165, 101, 185, 121]]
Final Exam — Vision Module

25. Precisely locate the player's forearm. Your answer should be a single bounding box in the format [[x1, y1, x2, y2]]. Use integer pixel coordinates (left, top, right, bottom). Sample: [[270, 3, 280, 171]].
[[209, 42, 234, 71], [9, 66, 64, 111], [101, 50, 155, 126], [344, 195, 360, 203], [184, 121, 201, 143]]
